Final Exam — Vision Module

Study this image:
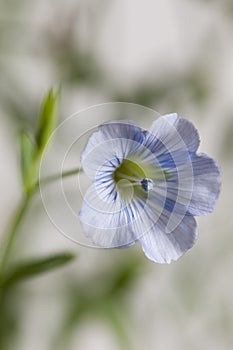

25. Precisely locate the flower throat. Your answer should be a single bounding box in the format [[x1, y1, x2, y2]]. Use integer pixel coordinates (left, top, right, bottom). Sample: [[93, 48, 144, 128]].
[[113, 158, 154, 193]]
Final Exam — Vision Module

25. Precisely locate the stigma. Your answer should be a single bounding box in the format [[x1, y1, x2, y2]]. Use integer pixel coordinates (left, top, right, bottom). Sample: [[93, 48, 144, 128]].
[[140, 178, 154, 192]]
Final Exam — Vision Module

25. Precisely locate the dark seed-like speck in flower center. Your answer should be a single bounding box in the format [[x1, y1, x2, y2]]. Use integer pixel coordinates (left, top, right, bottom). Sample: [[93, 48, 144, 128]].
[[140, 178, 154, 192]]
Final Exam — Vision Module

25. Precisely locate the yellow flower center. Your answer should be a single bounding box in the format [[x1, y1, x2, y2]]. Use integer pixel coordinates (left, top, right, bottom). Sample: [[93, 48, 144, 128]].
[[113, 158, 156, 200]]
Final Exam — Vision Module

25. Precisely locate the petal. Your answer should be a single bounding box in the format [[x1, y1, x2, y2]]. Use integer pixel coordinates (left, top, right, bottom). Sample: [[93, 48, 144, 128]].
[[164, 113, 200, 153], [145, 113, 200, 155], [139, 216, 197, 264], [79, 177, 170, 248], [79, 183, 139, 248], [141, 115, 198, 175], [188, 153, 221, 216], [81, 121, 144, 180]]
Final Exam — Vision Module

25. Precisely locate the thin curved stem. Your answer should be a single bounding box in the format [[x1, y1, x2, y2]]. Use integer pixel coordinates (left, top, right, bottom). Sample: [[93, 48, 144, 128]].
[[0, 166, 82, 281], [34, 167, 82, 191], [0, 195, 31, 279]]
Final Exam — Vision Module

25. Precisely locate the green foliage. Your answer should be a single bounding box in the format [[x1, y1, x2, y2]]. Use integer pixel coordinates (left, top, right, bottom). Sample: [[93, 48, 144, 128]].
[[36, 87, 60, 155], [1, 252, 76, 290], [100, 300, 131, 350], [19, 131, 37, 192], [19, 88, 60, 193], [0, 252, 76, 350], [0, 288, 20, 350], [52, 253, 144, 350], [1, 252, 75, 290]]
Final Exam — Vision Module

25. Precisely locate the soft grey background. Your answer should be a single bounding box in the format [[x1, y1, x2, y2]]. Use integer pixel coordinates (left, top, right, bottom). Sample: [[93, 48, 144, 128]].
[[0, 1, 232, 349]]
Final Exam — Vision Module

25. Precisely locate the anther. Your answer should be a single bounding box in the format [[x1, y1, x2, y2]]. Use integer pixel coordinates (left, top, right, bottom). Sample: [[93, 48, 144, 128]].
[[140, 178, 154, 192]]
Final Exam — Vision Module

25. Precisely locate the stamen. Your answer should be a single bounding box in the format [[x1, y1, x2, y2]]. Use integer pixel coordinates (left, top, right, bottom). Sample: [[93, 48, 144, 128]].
[[116, 171, 140, 182], [141, 178, 154, 192], [117, 181, 142, 188], [124, 161, 144, 179]]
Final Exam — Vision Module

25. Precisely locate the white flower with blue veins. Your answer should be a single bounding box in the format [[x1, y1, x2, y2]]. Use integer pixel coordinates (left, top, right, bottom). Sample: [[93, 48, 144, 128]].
[[79, 113, 221, 263]]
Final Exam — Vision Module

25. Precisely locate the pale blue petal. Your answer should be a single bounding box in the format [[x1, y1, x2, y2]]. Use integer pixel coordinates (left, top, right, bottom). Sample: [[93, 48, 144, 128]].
[[134, 183, 191, 235], [79, 178, 171, 248], [141, 115, 196, 176], [163, 113, 200, 152], [139, 216, 197, 264], [145, 113, 200, 155], [79, 183, 139, 248], [188, 153, 221, 215], [81, 121, 144, 180], [139, 157, 194, 233]]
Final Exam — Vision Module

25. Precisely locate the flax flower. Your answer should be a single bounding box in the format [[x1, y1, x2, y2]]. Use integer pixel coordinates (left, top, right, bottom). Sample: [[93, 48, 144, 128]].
[[79, 114, 221, 263]]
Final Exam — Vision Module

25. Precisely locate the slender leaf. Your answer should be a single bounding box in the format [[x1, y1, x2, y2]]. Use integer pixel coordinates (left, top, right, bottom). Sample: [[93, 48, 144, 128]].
[[19, 131, 36, 191], [100, 301, 131, 350], [1, 252, 76, 289], [36, 87, 60, 154]]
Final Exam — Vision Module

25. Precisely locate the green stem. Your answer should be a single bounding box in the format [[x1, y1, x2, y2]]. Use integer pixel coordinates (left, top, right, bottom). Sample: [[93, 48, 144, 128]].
[[34, 167, 81, 192], [41, 167, 81, 185], [0, 195, 31, 280], [0, 166, 81, 281]]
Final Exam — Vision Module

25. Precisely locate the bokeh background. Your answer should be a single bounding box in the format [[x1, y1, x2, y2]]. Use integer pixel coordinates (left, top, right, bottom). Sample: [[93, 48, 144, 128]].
[[0, 0, 232, 349]]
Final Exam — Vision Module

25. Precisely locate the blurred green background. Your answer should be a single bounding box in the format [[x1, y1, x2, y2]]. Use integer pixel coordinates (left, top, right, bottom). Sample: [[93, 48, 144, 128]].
[[0, 0, 232, 349]]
